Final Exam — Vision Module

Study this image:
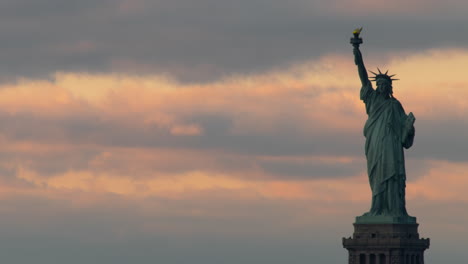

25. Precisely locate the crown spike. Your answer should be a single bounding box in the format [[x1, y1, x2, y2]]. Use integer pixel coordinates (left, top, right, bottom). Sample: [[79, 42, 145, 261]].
[[369, 68, 399, 82]]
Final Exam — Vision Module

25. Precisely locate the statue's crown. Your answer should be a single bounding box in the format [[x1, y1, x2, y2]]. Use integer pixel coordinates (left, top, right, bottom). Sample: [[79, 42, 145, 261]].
[[369, 68, 399, 83]]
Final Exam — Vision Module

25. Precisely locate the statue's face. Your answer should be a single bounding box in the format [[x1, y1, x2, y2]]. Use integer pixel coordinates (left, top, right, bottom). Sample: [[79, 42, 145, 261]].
[[376, 79, 392, 96]]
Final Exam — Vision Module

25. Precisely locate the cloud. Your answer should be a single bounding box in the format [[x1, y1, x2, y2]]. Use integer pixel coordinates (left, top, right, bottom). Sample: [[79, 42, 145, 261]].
[[0, 0, 468, 82], [0, 48, 466, 197], [325, 0, 468, 17], [0, 51, 465, 262], [257, 156, 365, 179], [407, 160, 468, 202], [0, 48, 466, 158]]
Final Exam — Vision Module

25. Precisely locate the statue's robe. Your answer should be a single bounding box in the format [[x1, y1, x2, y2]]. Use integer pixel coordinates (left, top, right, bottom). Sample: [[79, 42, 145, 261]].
[[360, 81, 414, 216]]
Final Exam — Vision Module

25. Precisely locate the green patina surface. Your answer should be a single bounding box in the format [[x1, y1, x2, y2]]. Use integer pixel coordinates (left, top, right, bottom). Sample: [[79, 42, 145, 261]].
[[351, 29, 416, 223]]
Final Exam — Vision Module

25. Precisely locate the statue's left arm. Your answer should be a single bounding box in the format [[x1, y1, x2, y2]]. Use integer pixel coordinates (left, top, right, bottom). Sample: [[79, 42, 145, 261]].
[[402, 112, 416, 149]]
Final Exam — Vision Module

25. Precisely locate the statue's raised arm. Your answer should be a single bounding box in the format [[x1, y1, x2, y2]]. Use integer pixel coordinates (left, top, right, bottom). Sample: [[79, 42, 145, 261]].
[[350, 28, 370, 87]]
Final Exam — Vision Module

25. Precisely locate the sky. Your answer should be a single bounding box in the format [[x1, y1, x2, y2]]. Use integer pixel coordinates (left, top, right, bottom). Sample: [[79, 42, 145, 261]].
[[1, 0, 468, 263]]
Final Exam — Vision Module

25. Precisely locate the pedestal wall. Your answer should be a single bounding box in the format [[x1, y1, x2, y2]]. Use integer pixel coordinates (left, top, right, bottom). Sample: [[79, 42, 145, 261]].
[[343, 223, 429, 264]]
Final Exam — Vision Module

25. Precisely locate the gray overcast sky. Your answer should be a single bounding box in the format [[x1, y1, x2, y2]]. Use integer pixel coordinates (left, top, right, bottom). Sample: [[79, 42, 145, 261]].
[[0, 0, 468, 82]]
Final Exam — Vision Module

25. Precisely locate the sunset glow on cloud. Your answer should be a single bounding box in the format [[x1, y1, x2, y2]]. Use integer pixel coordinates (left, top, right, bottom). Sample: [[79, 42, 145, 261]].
[[1, 48, 467, 203]]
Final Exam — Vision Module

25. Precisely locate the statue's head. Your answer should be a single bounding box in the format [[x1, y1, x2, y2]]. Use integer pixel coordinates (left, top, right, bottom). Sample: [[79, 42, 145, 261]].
[[370, 68, 398, 98], [376, 78, 393, 97]]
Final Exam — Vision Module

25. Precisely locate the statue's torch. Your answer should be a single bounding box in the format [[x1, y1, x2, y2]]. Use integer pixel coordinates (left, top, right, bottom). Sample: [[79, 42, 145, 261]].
[[350, 27, 363, 47]]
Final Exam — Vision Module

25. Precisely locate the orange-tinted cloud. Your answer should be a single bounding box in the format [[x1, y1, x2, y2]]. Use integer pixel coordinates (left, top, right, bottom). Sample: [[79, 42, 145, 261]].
[[0, 48, 466, 206], [407, 160, 468, 202]]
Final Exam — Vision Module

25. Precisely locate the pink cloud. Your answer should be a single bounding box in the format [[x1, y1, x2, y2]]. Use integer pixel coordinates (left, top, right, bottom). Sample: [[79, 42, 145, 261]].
[[0, 47, 466, 207], [170, 124, 203, 136], [407, 160, 468, 202]]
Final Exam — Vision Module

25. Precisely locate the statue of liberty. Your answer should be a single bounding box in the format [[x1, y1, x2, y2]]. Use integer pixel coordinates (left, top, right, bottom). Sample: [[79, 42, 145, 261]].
[[350, 28, 416, 223]]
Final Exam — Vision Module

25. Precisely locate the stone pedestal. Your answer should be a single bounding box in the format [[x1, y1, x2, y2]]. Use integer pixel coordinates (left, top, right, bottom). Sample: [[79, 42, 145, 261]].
[[342, 221, 429, 264]]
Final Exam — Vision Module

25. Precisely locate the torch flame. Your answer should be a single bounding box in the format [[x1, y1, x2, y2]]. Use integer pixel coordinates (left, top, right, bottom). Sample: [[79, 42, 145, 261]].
[[353, 27, 363, 35]]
